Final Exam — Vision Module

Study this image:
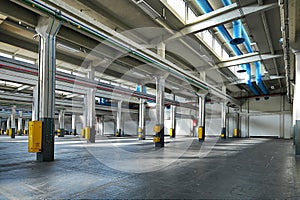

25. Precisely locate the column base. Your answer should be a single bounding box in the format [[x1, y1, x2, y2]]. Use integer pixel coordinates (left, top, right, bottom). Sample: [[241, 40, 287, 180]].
[[138, 127, 145, 140], [154, 125, 164, 148], [58, 128, 65, 137], [233, 128, 240, 138], [295, 121, 300, 155], [198, 126, 205, 141], [37, 118, 55, 162], [220, 127, 226, 139], [72, 129, 77, 136], [11, 128, 15, 139], [88, 127, 95, 143], [115, 129, 121, 137], [170, 128, 176, 138]]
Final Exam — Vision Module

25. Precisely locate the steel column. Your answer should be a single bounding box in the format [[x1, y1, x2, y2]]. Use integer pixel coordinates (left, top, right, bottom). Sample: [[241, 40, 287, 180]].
[[32, 85, 38, 121], [36, 16, 61, 161], [17, 111, 22, 135], [58, 110, 65, 137], [72, 114, 76, 135], [221, 102, 227, 139], [197, 94, 206, 141], [85, 66, 96, 143], [10, 106, 16, 138], [154, 76, 165, 147], [116, 100, 122, 137], [138, 98, 146, 140], [7, 117, 10, 130], [138, 85, 146, 140], [100, 116, 104, 136], [233, 111, 240, 138], [24, 119, 29, 135], [294, 52, 300, 154], [170, 94, 176, 138]]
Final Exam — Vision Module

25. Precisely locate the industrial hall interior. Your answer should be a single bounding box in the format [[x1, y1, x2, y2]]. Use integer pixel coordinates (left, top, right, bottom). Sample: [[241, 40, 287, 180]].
[[0, 0, 300, 199]]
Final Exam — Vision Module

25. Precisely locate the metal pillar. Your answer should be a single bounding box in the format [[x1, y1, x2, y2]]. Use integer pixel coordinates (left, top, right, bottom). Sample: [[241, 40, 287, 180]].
[[17, 111, 22, 135], [36, 17, 61, 161], [1, 119, 4, 134], [197, 94, 206, 141], [85, 67, 96, 143], [100, 116, 104, 136], [58, 110, 65, 137], [170, 94, 176, 138], [220, 102, 227, 139], [32, 85, 38, 121], [72, 114, 77, 135], [116, 101, 122, 137], [24, 119, 29, 135], [233, 111, 240, 138], [294, 52, 300, 154], [10, 106, 16, 138], [138, 85, 146, 140], [154, 76, 165, 147], [6, 117, 10, 135]]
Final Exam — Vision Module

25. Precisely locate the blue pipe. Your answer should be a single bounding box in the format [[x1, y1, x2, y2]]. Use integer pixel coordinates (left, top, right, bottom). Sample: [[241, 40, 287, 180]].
[[196, 0, 260, 95], [254, 62, 268, 94], [221, 0, 244, 45], [231, 20, 245, 45], [221, 0, 268, 95]]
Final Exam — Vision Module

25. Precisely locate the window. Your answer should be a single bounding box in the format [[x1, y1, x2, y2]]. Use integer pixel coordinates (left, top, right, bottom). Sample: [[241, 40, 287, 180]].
[[166, 0, 186, 20], [187, 7, 197, 22], [15, 56, 35, 65], [57, 68, 71, 74], [214, 39, 222, 58], [0, 52, 12, 59], [202, 30, 213, 47], [222, 49, 230, 60]]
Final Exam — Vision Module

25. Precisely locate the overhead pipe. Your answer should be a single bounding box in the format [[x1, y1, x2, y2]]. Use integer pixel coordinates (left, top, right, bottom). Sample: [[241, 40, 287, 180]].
[[221, 0, 244, 45], [230, 20, 245, 45], [18, 0, 242, 106], [196, 0, 259, 95], [221, 0, 269, 96]]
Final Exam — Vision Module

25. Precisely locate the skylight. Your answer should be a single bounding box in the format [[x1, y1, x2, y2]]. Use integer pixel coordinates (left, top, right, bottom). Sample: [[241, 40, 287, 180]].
[[0, 52, 12, 59], [15, 56, 35, 65], [166, 0, 186, 21]]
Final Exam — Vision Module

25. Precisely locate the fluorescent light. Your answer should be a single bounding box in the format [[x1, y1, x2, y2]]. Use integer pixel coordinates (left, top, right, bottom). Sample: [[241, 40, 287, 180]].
[[17, 85, 31, 91], [132, 71, 146, 78], [57, 43, 80, 53]]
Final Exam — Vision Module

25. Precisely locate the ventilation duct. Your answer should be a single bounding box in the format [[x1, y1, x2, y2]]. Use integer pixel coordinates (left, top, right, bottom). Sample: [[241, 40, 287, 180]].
[[195, 0, 260, 95], [230, 20, 245, 45], [221, 0, 269, 95]]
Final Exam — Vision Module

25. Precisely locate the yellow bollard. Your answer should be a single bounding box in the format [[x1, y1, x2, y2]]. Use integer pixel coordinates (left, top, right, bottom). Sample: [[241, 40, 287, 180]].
[[8, 129, 12, 136], [169, 128, 173, 137], [233, 128, 238, 137], [85, 127, 90, 140], [198, 127, 203, 140], [81, 129, 85, 138], [57, 129, 61, 137]]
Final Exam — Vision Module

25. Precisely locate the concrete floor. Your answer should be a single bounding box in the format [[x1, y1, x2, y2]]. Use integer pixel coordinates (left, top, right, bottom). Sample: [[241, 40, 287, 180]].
[[1, 135, 300, 199]]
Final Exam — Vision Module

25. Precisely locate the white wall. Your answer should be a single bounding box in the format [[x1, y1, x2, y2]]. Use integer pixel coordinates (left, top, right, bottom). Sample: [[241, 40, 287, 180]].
[[241, 95, 292, 138]]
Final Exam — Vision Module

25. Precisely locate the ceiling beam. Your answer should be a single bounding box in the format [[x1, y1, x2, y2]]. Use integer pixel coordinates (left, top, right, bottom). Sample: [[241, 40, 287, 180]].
[[0, 0, 38, 27], [165, 2, 277, 42], [213, 53, 283, 69]]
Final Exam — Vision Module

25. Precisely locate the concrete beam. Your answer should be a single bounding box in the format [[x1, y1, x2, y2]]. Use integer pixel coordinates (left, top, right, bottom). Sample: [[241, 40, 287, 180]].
[[165, 3, 277, 42], [0, 0, 38, 27], [213, 53, 283, 69]]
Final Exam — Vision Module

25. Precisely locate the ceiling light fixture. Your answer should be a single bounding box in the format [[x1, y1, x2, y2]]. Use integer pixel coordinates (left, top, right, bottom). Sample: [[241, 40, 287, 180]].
[[57, 43, 80, 53]]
